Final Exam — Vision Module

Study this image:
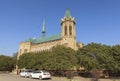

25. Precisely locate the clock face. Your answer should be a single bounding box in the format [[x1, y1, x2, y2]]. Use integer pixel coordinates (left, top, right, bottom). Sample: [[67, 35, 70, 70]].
[[64, 38, 67, 44]]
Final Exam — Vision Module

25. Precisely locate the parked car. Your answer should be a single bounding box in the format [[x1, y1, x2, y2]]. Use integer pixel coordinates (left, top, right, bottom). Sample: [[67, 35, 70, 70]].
[[19, 69, 33, 78], [29, 70, 51, 80]]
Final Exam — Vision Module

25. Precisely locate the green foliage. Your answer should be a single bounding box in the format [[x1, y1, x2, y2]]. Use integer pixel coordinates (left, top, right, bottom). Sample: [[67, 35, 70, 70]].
[[18, 53, 37, 69], [17, 44, 120, 74], [0, 55, 15, 71], [18, 45, 77, 71], [110, 45, 120, 72], [51, 45, 77, 70], [1, 43, 119, 75], [77, 43, 114, 71]]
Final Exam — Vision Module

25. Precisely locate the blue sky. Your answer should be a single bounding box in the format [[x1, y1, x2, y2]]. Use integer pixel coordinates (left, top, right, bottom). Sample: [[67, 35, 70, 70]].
[[0, 0, 120, 56]]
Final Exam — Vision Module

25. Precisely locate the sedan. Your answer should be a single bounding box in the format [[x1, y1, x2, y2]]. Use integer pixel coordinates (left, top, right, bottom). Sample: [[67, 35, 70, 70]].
[[29, 70, 51, 80], [19, 69, 33, 78]]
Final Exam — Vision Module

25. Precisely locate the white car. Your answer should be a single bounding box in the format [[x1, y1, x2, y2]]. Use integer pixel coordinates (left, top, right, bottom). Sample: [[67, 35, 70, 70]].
[[29, 70, 51, 80], [19, 69, 33, 78]]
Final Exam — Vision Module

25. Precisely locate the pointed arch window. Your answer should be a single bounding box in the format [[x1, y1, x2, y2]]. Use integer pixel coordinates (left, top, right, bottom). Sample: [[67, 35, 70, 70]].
[[69, 26, 72, 35], [24, 49, 28, 53], [65, 26, 67, 35]]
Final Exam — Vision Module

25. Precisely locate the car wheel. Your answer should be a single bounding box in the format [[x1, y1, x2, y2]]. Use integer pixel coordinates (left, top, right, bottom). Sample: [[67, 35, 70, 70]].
[[39, 76, 42, 80]]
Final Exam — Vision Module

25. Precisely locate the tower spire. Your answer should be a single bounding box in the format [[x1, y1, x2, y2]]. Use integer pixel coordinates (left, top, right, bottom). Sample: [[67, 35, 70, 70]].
[[64, 8, 72, 18], [42, 20, 46, 37]]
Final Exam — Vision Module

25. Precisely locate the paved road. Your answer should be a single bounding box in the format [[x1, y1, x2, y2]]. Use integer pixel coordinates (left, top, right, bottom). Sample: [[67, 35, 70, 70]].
[[0, 73, 119, 81], [0, 73, 80, 81]]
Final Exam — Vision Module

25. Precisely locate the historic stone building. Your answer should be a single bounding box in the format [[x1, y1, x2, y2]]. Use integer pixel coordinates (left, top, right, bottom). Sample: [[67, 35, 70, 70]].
[[17, 9, 83, 59]]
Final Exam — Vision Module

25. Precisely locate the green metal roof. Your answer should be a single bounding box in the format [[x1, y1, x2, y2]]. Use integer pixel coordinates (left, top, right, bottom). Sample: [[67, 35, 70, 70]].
[[64, 9, 72, 18], [24, 34, 61, 44]]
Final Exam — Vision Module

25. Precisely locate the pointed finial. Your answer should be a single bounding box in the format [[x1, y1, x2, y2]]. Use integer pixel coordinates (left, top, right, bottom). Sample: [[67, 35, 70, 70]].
[[64, 8, 72, 18], [42, 19, 46, 37]]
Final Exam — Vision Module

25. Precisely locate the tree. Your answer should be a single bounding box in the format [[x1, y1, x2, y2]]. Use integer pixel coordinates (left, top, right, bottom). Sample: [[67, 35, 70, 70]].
[[110, 45, 120, 73], [12, 52, 18, 68], [0, 55, 15, 72], [51, 45, 77, 71], [18, 45, 78, 71], [77, 43, 114, 71], [18, 53, 37, 69]]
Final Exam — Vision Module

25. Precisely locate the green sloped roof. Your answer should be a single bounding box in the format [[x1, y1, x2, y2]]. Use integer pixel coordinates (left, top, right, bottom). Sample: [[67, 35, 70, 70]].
[[24, 34, 61, 44], [64, 9, 72, 18]]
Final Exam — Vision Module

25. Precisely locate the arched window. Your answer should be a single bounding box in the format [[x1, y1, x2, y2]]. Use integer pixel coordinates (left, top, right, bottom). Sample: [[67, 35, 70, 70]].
[[24, 49, 28, 53], [69, 26, 72, 35], [65, 26, 67, 35]]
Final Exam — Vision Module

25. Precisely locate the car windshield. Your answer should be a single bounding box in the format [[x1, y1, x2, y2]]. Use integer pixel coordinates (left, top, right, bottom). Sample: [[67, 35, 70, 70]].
[[33, 70, 49, 73], [25, 70, 32, 72], [33, 70, 41, 73], [21, 69, 33, 72], [42, 70, 49, 73]]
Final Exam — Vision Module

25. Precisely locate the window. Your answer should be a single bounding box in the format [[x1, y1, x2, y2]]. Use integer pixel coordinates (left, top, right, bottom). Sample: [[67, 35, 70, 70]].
[[69, 26, 72, 35], [24, 49, 28, 53], [65, 26, 67, 35]]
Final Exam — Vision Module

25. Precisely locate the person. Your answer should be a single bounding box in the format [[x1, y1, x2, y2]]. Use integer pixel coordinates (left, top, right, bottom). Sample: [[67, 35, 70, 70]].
[[17, 70, 18, 75]]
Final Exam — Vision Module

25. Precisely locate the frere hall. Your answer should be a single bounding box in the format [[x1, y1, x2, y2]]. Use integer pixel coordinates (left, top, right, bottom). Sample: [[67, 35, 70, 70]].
[[17, 9, 83, 59]]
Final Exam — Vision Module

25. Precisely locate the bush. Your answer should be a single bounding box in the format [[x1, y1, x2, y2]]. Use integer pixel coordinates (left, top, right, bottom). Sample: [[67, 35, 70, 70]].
[[66, 71, 74, 79]]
